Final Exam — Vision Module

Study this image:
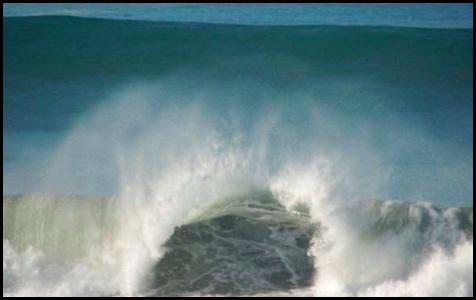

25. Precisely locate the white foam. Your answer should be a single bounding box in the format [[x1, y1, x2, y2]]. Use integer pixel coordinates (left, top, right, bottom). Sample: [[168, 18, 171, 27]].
[[270, 161, 473, 297]]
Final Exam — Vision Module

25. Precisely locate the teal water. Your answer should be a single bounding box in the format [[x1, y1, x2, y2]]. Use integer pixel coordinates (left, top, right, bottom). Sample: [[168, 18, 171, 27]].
[[3, 3, 473, 28], [3, 16, 473, 205]]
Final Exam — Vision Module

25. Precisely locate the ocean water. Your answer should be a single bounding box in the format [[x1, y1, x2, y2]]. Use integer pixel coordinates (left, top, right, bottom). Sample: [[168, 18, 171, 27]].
[[3, 4, 474, 297], [3, 3, 474, 28]]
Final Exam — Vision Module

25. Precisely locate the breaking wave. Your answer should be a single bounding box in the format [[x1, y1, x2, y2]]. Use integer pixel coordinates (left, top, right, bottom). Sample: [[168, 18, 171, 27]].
[[3, 17, 473, 297]]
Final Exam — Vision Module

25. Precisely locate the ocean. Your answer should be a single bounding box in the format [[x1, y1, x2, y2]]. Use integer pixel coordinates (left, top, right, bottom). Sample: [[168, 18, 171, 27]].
[[2, 4, 473, 297]]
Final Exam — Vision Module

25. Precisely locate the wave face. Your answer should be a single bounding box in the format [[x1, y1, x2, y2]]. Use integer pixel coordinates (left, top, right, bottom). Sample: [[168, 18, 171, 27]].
[[4, 17, 473, 204], [3, 16, 474, 297]]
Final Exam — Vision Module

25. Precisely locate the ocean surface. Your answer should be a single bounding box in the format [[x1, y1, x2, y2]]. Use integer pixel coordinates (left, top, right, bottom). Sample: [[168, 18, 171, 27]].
[[3, 4, 474, 297], [3, 3, 474, 28]]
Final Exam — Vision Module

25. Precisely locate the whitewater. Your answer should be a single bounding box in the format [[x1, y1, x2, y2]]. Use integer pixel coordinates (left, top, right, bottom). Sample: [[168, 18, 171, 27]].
[[3, 12, 473, 297], [3, 83, 473, 296]]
